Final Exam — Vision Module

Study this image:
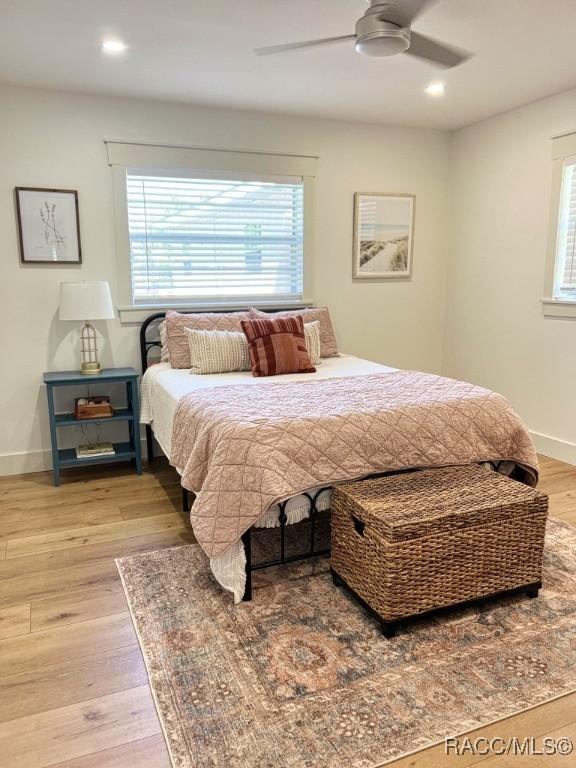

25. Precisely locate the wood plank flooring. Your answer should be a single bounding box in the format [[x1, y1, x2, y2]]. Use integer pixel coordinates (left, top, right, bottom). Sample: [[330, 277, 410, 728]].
[[0, 456, 574, 767]]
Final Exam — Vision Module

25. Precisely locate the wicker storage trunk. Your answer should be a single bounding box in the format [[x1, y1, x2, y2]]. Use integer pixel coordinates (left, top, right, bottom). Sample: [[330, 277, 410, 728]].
[[331, 465, 548, 637]]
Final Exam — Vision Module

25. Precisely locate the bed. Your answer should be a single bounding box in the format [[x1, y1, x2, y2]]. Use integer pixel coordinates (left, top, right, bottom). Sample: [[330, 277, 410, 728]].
[[140, 311, 396, 601], [139, 310, 538, 604]]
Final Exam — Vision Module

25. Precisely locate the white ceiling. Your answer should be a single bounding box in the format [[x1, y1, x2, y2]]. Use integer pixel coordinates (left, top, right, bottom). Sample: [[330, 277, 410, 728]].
[[1, 0, 576, 130]]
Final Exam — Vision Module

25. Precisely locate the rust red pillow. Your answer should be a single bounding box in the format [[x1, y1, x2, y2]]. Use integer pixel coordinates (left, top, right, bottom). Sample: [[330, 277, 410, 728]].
[[240, 315, 316, 377]]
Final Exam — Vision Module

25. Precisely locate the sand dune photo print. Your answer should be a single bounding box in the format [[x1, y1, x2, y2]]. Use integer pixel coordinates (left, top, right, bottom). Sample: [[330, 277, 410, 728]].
[[353, 193, 415, 279]]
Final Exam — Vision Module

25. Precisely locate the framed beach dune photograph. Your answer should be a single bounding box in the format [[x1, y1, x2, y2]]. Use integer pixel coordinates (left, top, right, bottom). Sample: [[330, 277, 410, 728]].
[[353, 192, 415, 279]]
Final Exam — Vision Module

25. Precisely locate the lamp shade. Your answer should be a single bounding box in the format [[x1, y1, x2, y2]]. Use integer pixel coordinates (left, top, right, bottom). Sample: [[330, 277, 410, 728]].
[[59, 281, 115, 321]]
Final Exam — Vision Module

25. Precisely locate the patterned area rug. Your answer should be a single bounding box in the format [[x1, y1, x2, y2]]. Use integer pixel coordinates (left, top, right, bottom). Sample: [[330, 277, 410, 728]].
[[116, 518, 576, 768]]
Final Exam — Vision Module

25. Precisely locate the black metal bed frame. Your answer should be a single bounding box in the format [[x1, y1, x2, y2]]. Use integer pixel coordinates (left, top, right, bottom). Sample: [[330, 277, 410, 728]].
[[139, 309, 330, 602]]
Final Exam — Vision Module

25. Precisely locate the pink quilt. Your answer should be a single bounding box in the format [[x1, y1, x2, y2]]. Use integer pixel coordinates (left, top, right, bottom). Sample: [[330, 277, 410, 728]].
[[170, 372, 538, 558]]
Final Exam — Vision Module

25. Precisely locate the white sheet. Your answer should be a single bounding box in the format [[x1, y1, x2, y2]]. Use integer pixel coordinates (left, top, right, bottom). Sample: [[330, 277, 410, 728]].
[[140, 355, 397, 601]]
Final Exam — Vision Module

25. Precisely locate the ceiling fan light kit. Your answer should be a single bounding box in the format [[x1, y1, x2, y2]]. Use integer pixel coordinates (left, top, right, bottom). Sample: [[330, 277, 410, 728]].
[[255, 0, 471, 69], [355, 19, 411, 58]]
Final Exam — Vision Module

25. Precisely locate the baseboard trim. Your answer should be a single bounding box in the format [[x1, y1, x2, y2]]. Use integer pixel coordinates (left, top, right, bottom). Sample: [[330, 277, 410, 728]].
[[530, 430, 576, 466], [0, 448, 52, 476], [0, 438, 151, 477]]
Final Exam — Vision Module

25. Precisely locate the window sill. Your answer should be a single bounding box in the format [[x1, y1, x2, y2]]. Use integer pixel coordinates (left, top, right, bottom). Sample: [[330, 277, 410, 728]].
[[117, 300, 313, 325], [541, 298, 576, 318]]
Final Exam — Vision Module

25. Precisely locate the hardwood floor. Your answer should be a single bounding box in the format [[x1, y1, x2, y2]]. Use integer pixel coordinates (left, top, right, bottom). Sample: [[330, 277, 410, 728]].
[[0, 461, 187, 768], [0, 456, 574, 767]]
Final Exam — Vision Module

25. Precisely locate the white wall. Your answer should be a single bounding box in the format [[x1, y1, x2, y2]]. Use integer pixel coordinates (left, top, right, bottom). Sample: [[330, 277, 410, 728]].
[[0, 84, 450, 474], [445, 88, 576, 462]]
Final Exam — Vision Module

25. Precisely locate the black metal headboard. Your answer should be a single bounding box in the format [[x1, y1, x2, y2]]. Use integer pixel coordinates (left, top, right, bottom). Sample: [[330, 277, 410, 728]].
[[140, 312, 167, 373]]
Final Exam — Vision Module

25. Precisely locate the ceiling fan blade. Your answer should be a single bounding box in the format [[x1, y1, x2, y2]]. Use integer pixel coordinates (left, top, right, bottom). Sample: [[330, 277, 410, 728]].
[[368, 0, 441, 27], [406, 31, 471, 68], [255, 35, 356, 57]]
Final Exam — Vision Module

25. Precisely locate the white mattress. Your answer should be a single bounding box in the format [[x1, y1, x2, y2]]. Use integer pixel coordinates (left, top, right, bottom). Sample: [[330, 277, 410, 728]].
[[140, 354, 397, 602]]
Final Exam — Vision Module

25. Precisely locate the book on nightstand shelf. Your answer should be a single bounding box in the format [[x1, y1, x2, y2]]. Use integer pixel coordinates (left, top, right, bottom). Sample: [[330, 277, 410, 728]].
[[76, 442, 115, 459]]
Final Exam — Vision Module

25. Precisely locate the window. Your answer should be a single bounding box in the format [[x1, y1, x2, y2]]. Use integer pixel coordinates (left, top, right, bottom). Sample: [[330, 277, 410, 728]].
[[125, 172, 304, 304], [552, 159, 576, 299], [544, 132, 576, 315], [106, 141, 317, 310]]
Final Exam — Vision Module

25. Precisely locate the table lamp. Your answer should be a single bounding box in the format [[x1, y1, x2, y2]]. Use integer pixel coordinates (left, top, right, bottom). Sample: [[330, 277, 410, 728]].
[[59, 281, 115, 374]]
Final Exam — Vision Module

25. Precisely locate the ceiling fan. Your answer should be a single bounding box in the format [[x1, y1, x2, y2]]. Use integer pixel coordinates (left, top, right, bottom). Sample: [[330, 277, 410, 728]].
[[255, 0, 471, 69]]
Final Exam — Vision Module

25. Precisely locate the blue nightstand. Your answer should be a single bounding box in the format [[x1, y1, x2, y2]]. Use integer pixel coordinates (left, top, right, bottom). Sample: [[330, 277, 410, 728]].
[[43, 367, 143, 486]]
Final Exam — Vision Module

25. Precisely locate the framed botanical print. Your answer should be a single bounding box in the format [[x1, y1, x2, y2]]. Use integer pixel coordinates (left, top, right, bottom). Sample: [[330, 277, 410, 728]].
[[15, 187, 82, 264], [353, 193, 415, 279]]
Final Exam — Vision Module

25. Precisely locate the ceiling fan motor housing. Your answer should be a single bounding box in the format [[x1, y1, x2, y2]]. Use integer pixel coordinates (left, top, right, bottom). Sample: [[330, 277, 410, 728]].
[[355, 4, 411, 57]]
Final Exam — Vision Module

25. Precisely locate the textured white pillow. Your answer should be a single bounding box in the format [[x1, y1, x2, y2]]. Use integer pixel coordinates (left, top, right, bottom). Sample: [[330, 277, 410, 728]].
[[159, 321, 170, 363], [185, 321, 321, 375], [185, 327, 250, 374], [304, 321, 321, 366]]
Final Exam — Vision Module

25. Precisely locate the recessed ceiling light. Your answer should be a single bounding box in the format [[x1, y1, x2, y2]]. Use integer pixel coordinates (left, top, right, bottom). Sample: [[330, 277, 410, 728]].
[[101, 40, 127, 54], [424, 82, 446, 97]]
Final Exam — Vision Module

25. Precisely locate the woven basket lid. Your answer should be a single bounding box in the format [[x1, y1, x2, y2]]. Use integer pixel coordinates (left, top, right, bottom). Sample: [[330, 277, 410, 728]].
[[332, 465, 547, 543]]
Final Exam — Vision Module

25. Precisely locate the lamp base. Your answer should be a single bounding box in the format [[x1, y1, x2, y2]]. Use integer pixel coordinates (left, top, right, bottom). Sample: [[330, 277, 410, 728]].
[[80, 361, 102, 375]]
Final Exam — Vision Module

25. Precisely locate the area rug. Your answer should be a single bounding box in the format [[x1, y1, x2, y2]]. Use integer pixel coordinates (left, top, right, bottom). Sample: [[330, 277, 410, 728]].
[[116, 518, 576, 768]]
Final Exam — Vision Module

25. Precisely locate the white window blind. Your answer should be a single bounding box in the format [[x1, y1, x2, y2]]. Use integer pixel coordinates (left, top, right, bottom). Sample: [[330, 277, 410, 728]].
[[554, 160, 576, 299], [125, 172, 304, 304]]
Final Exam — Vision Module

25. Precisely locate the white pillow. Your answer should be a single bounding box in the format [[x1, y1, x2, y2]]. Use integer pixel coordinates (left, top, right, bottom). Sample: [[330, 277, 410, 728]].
[[159, 321, 170, 363], [185, 321, 321, 375], [185, 327, 250, 374], [304, 321, 321, 366]]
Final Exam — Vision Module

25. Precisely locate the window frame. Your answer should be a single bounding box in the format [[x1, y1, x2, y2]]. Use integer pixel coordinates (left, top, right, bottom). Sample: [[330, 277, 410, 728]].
[[543, 131, 576, 318], [107, 142, 317, 321]]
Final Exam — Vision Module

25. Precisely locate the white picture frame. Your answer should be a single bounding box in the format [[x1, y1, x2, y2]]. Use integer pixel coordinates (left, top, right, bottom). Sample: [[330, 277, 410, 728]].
[[353, 193, 415, 279], [15, 187, 82, 264]]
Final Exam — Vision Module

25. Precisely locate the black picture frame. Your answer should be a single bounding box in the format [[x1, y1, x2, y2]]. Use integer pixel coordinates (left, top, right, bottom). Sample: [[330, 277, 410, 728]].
[[15, 187, 82, 265]]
